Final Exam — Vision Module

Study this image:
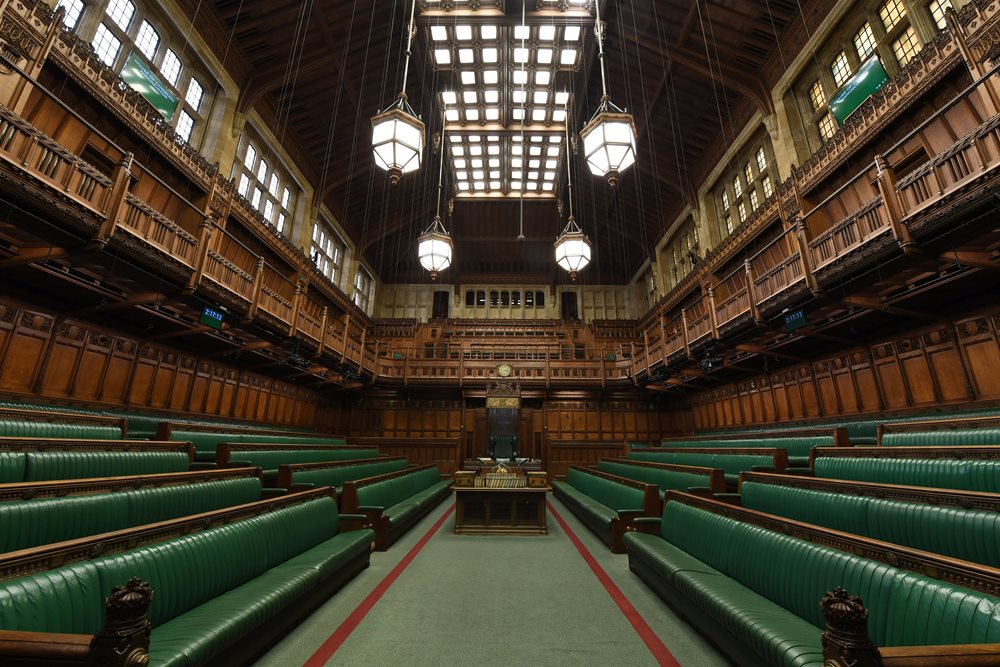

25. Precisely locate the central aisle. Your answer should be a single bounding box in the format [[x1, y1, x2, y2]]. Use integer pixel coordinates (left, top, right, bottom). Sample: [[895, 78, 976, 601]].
[[255, 499, 731, 667]]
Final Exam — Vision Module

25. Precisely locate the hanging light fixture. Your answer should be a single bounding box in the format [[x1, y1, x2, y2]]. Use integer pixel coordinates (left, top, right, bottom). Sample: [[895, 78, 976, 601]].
[[417, 112, 452, 281], [579, 0, 637, 187], [371, 0, 424, 186], [555, 100, 591, 281]]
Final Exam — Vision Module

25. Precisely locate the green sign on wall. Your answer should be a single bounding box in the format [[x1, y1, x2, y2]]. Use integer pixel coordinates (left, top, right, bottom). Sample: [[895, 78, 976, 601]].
[[829, 56, 889, 125], [120, 52, 179, 121]]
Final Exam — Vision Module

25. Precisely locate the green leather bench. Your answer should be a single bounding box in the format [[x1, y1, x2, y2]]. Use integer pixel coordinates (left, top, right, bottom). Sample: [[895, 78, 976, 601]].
[[811, 446, 1000, 492], [216, 444, 380, 483], [625, 491, 1000, 667], [595, 458, 726, 500], [629, 447, 787, 487], [552, 465, 659, 553], [0, 418, 121, 440], [164, 428, 344, 459], [657, 436, 831, 468], [738, 472, 1000, 569], [276, 456, 410, 496], [881, 427, 1000, 447], [0, 468, 263, 553], [341, 464, 452, 550], [0, 488, 373, 666], [0, 438, 193, 483]]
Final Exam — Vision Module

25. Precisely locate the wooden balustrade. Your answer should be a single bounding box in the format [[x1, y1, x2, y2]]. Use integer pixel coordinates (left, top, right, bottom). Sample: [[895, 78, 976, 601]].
[[297, 295, 324, 343], [715, 288, 751, 329], [808, 196, 891, 271], [750, 228, 806, 306], [685, 296, 713, 345], [0, 105, 111, 215], [257, 263, 295, 325], [203, 229, 258, 302], [120, 194, 199, 266]]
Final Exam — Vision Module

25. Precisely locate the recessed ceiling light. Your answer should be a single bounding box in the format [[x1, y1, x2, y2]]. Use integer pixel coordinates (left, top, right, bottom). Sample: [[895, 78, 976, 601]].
[[564, 26, 581, 41], [446, 109, 460, 121], [483, 70, 498, 84], [483, 48, 498, 63], [539, 25, 556, 41], [534, 91, 549, 104], [466, 108, 479, 121], [560, 49, 577, 66], [456, 25, 472, 40], [484, 90, 499, 104], [537, 49, 553, 64], [461, 71, 476, 85], [514, 48, 529, 63], [514, 25, 529, 40], [463, 90, 477, 104], [485, 108, 500, 120], [430, 26, 448, 41], [442, 91, 457, 105], [535, 71, 551, 85], [481, 25, 497, 40], [435, 49, 451, 65], [555, 91, 570, 105], [459, 49, 474, 64]]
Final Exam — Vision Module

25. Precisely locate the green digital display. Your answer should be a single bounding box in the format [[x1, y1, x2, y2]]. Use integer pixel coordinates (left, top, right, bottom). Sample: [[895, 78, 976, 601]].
[[120, 51, 179, 121], [784, 308, 807, 332], [829, 56, 889, 125], [200, 306, 224, 330]]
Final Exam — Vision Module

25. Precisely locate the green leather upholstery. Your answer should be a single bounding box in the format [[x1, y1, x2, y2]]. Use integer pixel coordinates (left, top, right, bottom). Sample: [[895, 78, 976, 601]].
[[630, 451, 771, 486], [232, 448, 379, 477], [23, 451, 190, 482], [290, 459, 409, 493], [660, 436, 828, 467], [0, 420, 120, 440], [597, 460, 710, 499], [881, 428, 1000, 447], [625, 500, 1000, 667], [0, 452, 27, 483], [357, 466, 448, 522], [814, 457, 1000, 492], [0, 496, 374, 666], [0, 477, 261, 553], [171, 431, 343, 456], [552, 467, 647, 551], [741, 481, 1000, 568]]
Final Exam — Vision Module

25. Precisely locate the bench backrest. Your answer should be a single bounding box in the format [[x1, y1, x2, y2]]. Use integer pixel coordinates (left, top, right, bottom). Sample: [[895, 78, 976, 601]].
[[283, 458, 409, 489], [660, 498, 1000, 648], [354, 466, 442, 510], [629, 450, 780, 476], [0, 494, 342, 634], [0, 419, 121, 440], [596, 459, 723, 495], [167, 429, 342, 455], [659, 436, 834, 457], [881, 427, 1000, 447], [0, 475, 261, 553], [0, 449, 191, 483], [813, 456, 1000, 492], [565, 466, 646, 511], [740, 478, 1000, 568], [224, 447, 379, 471]]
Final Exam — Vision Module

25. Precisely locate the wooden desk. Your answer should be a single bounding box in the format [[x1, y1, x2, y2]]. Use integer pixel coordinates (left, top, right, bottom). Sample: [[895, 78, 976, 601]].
[[453, 487, 550, 535]]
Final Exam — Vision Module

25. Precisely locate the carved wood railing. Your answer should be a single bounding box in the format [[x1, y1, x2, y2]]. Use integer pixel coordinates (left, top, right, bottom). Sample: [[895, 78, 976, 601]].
[[808, 196, 891, 271], [749, 227, 805, 306], [685, 295, 713, 346], [203, 228, 257, 302], [297, 293, 325, 344], [714, 287, 752, 329], [120, 194, 199, 266], [257, 263, 295, 325]]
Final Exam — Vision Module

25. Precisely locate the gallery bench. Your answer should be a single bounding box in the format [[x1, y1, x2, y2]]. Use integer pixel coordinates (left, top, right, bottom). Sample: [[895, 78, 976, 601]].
[[340, 463, 452, 550], [629, 447, 788, 487], [0, 467, 264, 552], [594, 458, 726, 499], [736, 471, 1000, 569], [0, 437, 194, 483], [810, 445, 1000, 492], [276, 456, 410, 496], [0, 488, 373, 666], [552, 465, 659, 553], [625, 491, 1000, 667]]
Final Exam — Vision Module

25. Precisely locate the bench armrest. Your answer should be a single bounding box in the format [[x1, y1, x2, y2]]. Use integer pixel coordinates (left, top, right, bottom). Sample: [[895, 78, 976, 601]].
[[629, 517, 661, 534], [187, 462, 218, 471], [259, 487, 287, 499], [784, 467, 814, 476], [685, 486, 714, 497], [880, 643, 1000, 665], [0, 630, 92, 661], [339, 514, 370, 532], [750, 465, 777, 473], [616, 509, 647, 519], [356, 505, 386, 513], [712, 493, 742, 506], [287, 483, 316, 493]]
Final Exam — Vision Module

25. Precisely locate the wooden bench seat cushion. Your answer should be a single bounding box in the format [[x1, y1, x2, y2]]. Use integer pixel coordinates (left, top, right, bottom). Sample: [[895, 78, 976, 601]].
[[552, 481, 616, 528], [382, 481, 452, 525], [814, 457, 1000, 492], [233, 449, 379, 474], [0, 496, 373, 666], [0, 477, 262, 553], [625, 501, 1000, 667], [596, 460, 713, 497], [630, 452, 772, 485], [0, 420, 121, 440], [740, 481, 1000, 568], [289, 459, 409, 491]]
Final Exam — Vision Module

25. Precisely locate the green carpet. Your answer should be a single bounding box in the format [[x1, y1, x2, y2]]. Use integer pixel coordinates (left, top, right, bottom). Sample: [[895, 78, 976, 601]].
[[254, 498, 731, 666]]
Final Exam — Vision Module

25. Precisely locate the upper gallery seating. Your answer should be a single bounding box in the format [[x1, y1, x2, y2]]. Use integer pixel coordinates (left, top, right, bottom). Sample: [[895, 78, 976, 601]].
[[0, 488, 373, 666], [629, 447, 788, 486], [214, 443, 380, 483], [811, 445, 1000, 492], [0, 468, 264, 552], [594, 458, 726, 500], [552, 465, 660, 553], [0, 437, 193, 482], [737, 472, 1000, 569], [624, 491, 1000, 667], [340, 464, 452, 550]]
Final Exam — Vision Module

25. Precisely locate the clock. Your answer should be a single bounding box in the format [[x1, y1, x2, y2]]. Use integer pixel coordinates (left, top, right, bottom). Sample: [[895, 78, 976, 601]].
[[497, 363, 512, 378]]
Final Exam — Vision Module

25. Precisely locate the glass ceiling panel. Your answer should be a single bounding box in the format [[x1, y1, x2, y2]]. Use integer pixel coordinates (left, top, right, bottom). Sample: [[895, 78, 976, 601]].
[[422, 12, 589, 199]]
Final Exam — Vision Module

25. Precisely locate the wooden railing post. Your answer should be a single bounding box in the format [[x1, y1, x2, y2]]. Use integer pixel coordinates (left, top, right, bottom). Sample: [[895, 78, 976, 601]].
[[706, 284, 719, 339], [659, 314, 667, 364], [290, 278, 304, 337], [8, 6, 64, 113], [875, 155, 916, 249], [318, 306, 328, 351], [946, 8, 1000, 117], [792, 216, 820, 294], [246, 258, 265, 321], [185, 217, 214, 293], [820, 588, 882, 667], [681, 308, 691, 358], [93, 152, 133, 247], [745, 259, 761, 322]]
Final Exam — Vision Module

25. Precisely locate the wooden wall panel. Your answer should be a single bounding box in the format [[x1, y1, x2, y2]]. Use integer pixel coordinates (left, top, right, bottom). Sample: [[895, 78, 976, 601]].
[[0, 301, 323, 427], [691, 312, 1000, 431]]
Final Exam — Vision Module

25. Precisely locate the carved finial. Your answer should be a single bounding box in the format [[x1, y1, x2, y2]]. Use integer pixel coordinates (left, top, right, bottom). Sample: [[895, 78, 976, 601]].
[[820, 588, 881, 667], [91, 578, 153, 667]]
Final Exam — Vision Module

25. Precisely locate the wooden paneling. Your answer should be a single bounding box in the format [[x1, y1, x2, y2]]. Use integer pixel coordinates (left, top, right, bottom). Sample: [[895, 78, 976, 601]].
[[346, 437, 462, 476], [543, 441, 628, 478], [0, 301, 321, 427], [691, 311, 1000, 430]]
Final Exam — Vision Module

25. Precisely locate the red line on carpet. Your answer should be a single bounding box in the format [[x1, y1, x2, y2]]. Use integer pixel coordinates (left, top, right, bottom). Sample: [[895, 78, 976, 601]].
[[547, 500, 682, 667], [302, 504, 456, 667]]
